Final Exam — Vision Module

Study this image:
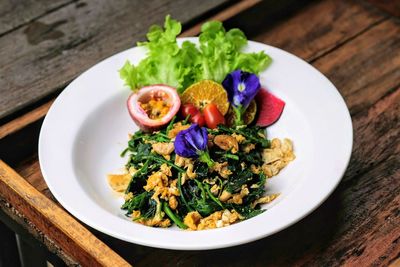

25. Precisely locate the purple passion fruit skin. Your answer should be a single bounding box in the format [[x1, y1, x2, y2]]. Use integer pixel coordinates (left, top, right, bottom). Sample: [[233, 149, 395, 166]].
[[127, 85, 181, 132]]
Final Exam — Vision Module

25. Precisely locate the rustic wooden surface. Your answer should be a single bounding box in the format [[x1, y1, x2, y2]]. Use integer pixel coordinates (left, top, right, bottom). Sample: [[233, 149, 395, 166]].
[[0, 160, 130, 266], [0, 0, 261, 140], [0, 0, 231, 121], [1, 0, 399, 266]]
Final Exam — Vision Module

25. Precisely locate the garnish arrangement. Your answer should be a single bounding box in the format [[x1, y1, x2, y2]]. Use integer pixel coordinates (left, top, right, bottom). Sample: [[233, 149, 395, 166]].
[[108, 16, 295, 230]]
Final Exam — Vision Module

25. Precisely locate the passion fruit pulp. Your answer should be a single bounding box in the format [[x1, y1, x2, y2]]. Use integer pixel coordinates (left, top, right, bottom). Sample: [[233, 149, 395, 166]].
[[127, 85, 181, 132]]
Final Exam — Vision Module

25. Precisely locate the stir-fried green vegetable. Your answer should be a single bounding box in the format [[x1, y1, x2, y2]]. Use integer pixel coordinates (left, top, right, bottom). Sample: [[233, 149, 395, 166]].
[[120, 123, 273, 228], [119, 15, 272, 93]]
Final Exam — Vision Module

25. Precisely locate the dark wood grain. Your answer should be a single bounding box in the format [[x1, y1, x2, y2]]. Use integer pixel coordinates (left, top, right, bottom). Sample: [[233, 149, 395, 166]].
[[0, 0, 73, 36], [0, 0, 230, 120], [115, 2, 400, 265], [313, 18, 400, 115], [0, 0, 258, 139], [253, 0, 387, 62], [367, 0, 400, 18], [3, 0, 400, 266]]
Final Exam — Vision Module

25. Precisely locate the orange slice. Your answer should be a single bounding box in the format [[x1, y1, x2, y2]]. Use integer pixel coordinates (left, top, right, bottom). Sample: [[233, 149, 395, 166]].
[[180, 80, 229, 115]]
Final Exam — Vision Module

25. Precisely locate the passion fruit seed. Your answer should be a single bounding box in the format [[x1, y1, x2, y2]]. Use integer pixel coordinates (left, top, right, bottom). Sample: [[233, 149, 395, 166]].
[[140, 99, 171, 120], [127, 85, 181, 132]]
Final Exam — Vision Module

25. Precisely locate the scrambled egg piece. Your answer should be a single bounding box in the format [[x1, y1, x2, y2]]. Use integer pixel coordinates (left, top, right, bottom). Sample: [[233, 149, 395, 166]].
[[214, 135, 239, 153], [175, 155, 196, 181], [184, 211, 202, 230], [184, 210, 241, 230], [251, 194, 280, 208], [210, 184, 220, 195], [169, 196, 178, 210], [231, 133, 246, 144], [219, 190, 232, 202], [107, 173, 131, 193], [242, 143, 255, 153], [167, 122, 190, 139], [152, 142, 174, 156], [228, 185, 250, 205], [212, 161, 232, 178], [198, 211, 222, 230], [262, 138, 295, 177], [143, 171, 168, 192], [136, 216, 171, 228], [250, 164, 261, 174], [160, 163, 172, 176]]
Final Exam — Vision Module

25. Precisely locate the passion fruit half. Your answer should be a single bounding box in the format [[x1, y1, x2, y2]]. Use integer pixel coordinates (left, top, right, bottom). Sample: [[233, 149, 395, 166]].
[[127, 85, 181, 132]]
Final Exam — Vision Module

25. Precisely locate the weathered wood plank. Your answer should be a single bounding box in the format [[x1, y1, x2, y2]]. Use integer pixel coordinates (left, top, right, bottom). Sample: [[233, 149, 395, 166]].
[[0, 160, 131, 266], [0, 0, 230, 120], [5, 0, 400, 266], [253, 0, 386, 62], [0, 0, 257, 139], [0, 100, 54, 139], [366, 0, 400, 18], [0, 0, 73, 36], [313, 18, 400, 115]]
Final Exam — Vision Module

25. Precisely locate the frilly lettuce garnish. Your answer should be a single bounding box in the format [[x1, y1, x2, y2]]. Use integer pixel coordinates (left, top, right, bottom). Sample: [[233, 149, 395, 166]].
[[120, 15, 271, 93]]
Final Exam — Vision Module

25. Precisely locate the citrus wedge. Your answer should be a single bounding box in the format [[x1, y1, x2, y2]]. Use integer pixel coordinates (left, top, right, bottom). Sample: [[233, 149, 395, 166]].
[[180, 80, 229, 115]]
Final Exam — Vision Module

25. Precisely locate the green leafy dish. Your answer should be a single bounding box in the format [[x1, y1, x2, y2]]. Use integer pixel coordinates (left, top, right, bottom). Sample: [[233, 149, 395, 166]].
[[108, 16, 295, 231]]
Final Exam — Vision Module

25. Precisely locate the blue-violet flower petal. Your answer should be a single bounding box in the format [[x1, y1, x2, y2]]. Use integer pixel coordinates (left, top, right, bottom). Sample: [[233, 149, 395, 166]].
[[222, 70, 261, 109], [174, 124, 208, 158]]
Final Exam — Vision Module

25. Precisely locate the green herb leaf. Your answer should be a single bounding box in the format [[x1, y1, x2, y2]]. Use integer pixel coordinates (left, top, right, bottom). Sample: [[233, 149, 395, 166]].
[[119, 15, 271, 93]]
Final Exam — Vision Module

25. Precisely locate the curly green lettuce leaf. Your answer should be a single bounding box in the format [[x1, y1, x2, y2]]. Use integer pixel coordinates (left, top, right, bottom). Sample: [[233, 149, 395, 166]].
[[119, 16, 271, 93]]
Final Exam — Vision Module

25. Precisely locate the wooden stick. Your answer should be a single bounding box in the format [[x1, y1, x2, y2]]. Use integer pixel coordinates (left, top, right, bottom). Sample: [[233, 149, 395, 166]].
[[0, 160, 130, 267]]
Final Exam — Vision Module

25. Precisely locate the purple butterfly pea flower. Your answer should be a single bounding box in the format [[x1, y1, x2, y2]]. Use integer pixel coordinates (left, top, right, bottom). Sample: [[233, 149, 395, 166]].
[[222, 70, 261, 126], [222, 70, 261, 109], [174, 124, 214, 167]]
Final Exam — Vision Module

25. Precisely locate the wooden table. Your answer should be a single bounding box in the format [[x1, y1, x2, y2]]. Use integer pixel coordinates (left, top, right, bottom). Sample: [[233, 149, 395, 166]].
[[0, 0, 399, 266]]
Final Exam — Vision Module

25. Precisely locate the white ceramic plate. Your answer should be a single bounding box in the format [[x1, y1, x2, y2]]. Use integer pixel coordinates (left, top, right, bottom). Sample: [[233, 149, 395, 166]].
[[39, 38, 352, 250]]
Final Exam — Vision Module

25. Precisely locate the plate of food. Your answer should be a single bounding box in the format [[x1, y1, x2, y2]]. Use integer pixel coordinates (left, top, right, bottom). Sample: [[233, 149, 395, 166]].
[[39, 16, 352, 250]]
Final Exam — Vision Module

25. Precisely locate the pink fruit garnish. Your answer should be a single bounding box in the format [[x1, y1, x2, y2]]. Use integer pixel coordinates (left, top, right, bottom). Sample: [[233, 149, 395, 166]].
[[255, 88, 285, 127], [127, 85, 181, 132]]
